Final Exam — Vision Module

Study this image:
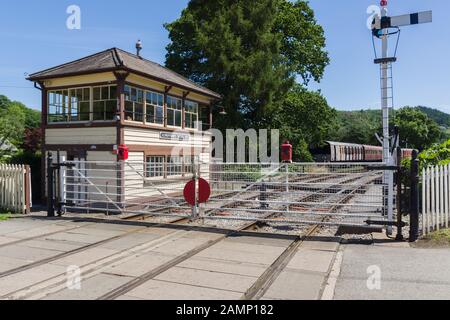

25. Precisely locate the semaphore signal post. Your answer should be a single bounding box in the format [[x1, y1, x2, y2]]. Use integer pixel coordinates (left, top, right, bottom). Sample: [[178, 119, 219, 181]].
[[370, 0, 432, 235]]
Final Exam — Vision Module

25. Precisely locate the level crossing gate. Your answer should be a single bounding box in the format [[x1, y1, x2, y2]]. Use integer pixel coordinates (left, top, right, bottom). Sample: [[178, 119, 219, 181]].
[[48, 158, 403, 231]]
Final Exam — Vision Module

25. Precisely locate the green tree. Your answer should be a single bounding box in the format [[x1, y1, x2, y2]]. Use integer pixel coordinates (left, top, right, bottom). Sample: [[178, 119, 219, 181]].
[[165, 0, 329, 129], [0, 104, 25, 147], [418, 139, 450, 167], [394, 107, 441, 150], [0, 94, 41, 161], [268, 85, 336, 161], [330, 110, 380, 145]]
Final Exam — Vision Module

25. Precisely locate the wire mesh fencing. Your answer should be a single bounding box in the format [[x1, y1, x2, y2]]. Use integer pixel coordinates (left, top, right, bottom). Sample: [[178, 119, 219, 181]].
[[59, 160, 394, 228], [201, 162, 391, 227], [61, 160, 196, 219]]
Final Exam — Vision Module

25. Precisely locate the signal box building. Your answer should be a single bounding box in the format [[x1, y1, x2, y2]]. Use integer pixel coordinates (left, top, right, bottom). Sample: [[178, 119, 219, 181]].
[[28, 48, 221, 200]]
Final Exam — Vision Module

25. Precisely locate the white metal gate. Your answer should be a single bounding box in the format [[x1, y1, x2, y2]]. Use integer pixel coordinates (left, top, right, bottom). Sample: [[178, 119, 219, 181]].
[[57, 160, 396, 229]]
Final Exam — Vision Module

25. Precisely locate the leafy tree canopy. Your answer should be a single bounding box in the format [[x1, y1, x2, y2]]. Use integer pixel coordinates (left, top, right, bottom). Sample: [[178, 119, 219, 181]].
[[331, 107, 445, 149], [165, 0, 329, 128], [0, 94, 41, 160], [0, 94, 40, 130], [394, 107, 442, 150], [268, 85, 336, 161], [419, 139, 450, 167]]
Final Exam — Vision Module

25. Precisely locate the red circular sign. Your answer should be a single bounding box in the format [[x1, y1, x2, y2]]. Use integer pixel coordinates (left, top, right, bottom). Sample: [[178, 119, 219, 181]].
[[183, 178, 211, 206]]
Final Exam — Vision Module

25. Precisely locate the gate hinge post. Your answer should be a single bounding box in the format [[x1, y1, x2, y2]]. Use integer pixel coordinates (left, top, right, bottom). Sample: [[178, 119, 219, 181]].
[[409, 150, 420, 242], [47, 152, 55, 218], [191, 158, 200, 221]]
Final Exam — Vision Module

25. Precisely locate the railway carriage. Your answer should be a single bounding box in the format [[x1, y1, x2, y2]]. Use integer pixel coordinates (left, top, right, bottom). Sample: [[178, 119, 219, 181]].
[[312, 141, 414, 163]]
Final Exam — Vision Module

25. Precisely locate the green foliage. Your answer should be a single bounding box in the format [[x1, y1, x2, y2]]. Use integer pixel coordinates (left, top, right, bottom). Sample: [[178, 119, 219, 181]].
[[0, 95, 40, 129], [331, 110, 380, 145], [420, 229, 450, 247], [268, 85, 335, 161], [165, 0, 329, 129], [418, 139, 450, 168], [331, 107, 444, 150], [394, 107, 442, 150], [0, 213, 12, 222], [0, 104, 25, 147], [416, 106, 450, 128], [0, 94, 41, 160], [223, 164, 263, 181]]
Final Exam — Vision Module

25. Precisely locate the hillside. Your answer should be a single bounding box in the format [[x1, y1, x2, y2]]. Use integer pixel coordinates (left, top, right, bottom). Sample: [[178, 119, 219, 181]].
[[332, 106, 450, 147], [416, 106, 450, 128]]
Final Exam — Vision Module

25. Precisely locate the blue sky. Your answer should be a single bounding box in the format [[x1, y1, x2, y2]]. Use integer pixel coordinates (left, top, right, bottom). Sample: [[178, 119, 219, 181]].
[[0, 0, 448, 113]]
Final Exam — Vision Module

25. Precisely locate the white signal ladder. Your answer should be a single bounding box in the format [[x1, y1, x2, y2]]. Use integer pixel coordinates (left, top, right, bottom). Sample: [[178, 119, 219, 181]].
[[380, 62, 395, 111]]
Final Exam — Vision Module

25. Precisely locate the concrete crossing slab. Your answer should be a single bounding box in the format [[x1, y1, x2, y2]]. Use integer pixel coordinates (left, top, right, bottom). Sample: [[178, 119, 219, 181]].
[[300, 240, 340, 252], [98, 232, 163, 251], [50, 247, 118, 267], [0, 256, 32, 273], [64, 227, 127, 238], [0, 220, 53, 236], [286, 249, 335, 273], [263, 270, 325, 300], [44, 231, 116, 244], [82, 223, 144, 232], [148, 234, 215, 256], [4, 224, 76, 239], [212, 240, 288, 255], [0, 244, 62, 262], [43, 273, 134, 300], [196, 243, 285, 266], [102, 252, 176, 277], [0, 263, 67, 297], [19, 239, 84, 252], [124, 279, 242, 300], [225, 235, 294, 248], [178, 257, 268, 278], [0, 236, 19, 246], [155, 266, 258, 293]]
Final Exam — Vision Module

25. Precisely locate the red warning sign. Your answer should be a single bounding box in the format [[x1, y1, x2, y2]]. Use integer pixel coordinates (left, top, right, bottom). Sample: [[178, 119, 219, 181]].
[[183, 178, 211, 206]]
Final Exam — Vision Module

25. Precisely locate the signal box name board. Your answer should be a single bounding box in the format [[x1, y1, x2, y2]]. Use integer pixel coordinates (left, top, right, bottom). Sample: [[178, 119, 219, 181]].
[[159, 132, 191, 141]]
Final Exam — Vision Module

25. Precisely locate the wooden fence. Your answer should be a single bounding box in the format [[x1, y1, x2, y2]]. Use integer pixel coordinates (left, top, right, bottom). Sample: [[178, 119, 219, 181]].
[[0, 164, 32, 214], [422, 164, 450, 234]]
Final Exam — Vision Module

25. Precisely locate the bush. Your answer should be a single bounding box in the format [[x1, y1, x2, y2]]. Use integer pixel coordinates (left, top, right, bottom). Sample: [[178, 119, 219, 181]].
[[418, 139, 450, 168]]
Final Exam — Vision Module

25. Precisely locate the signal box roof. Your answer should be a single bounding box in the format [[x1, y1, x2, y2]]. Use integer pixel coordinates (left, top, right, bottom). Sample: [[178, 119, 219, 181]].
[[27, 48, 222, 100]]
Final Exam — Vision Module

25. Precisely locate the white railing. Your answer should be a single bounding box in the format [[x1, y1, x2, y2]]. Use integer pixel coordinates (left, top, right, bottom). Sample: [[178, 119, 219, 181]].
[[0, 164, 32, 214], [422, 164, 450, 234]]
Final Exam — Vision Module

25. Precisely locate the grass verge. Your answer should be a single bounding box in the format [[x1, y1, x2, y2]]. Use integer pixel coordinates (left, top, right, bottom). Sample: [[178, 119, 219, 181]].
[[0, 212, 12, 222], [415, 229, 450, 248]]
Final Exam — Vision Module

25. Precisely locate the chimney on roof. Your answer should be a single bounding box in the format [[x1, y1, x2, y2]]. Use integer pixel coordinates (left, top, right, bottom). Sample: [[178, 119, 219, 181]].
[[136, 40, 142, 58]]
